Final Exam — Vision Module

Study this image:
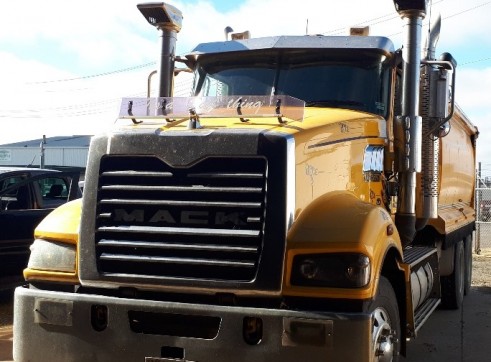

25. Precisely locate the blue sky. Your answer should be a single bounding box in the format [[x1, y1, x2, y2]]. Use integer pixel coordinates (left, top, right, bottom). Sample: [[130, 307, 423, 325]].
[[0, 0, 490, 167], [197, 0, 237, 12]]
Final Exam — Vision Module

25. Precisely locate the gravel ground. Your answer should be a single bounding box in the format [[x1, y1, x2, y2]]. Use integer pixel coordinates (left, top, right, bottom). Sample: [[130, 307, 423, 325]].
[[471, 248, 491, 288], [0, 289, 14, 362], [0, 290, 13, 327]]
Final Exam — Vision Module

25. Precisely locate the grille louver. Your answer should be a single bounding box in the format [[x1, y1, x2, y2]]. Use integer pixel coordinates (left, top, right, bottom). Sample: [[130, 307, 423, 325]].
[[95, 155, 267, 281]]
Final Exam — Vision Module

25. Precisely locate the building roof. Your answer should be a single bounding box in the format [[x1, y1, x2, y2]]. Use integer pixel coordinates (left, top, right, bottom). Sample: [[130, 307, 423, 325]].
[[0, 135, 92, 148]]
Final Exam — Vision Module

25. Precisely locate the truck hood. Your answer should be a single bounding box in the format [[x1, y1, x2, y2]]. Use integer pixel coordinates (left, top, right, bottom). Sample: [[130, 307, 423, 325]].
[[115, 95, 386, 138]]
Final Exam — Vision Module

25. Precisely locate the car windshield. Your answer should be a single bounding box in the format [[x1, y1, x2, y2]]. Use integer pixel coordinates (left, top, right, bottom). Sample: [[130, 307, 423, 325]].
[[193, 49, 391, 117]]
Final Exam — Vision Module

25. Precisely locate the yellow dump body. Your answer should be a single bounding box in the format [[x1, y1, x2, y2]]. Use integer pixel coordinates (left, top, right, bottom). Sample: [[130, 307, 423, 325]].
[[432, 106, 477, 234]]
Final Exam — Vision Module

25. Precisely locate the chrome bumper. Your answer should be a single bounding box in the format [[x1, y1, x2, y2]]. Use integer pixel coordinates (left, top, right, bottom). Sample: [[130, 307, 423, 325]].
[[14, 286, 373, 362]]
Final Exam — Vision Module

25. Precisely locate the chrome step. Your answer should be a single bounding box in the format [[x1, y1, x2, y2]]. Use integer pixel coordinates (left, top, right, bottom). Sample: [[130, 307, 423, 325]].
[[414, 297, 440, 333], [403, 246, 437, 267]]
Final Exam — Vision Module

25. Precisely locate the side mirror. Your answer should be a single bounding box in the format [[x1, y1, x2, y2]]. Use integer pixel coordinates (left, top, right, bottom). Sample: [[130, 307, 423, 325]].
[[422, 53, 457, 137], [438, 121, 451, 138]]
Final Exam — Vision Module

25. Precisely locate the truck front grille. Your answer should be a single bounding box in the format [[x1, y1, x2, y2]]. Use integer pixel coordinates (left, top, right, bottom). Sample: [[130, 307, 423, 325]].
[[95, 155, 267, 282]]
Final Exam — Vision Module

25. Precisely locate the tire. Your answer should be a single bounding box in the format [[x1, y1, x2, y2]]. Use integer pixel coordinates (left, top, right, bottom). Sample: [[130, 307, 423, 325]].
[[463, 235, 473, 295], [366, 276, 400, 362], [440, 240, 464, 309]]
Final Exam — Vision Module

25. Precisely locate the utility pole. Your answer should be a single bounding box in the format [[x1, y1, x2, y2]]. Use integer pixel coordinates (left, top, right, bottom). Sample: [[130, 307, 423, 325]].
[[478, 161, 482, 187], [476, 161, 482, 254], [40, 135, 46, 169]]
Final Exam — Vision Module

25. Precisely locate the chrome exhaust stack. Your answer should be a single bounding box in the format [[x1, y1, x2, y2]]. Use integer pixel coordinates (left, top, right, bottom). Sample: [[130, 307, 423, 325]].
[[424, 14, 441, 60], [393, 0, 428, 247], [137, 2, 183, 98], [418, 15, 442, 223]]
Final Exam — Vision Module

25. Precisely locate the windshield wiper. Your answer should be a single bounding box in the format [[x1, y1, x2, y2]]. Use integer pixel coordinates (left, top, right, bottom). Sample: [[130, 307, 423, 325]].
[[305, 99, 367, 109]]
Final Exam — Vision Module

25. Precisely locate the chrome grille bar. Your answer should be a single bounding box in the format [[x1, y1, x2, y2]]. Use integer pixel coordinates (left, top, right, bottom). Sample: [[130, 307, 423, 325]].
[[95, 155, 267, 281]]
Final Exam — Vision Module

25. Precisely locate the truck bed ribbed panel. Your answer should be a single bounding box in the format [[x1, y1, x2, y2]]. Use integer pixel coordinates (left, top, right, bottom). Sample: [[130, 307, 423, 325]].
[[95, 155, 267, 281]]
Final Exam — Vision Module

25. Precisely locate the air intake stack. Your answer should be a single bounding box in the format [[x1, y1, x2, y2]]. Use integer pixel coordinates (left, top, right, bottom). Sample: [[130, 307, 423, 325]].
[[137, 2, 183, 98]]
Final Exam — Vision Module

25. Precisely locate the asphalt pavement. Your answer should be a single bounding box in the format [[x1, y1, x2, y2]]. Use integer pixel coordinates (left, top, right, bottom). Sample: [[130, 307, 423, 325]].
[[403, 285, 491, 361]]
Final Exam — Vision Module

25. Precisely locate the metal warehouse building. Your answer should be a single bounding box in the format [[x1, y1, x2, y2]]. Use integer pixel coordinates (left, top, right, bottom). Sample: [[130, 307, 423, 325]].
[[0, 135, 91, 174]]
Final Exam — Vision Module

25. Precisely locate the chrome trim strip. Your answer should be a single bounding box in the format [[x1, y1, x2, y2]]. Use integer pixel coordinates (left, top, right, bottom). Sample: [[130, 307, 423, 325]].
[[286, 136, 296, 230]]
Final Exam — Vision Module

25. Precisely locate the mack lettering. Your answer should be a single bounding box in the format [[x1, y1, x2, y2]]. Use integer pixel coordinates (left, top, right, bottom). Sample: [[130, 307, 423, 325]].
[[113, 208, 247, 227]]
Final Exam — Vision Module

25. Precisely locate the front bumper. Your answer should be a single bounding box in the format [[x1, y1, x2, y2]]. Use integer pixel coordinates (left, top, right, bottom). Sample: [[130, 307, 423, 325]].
[[14, 286, 373, 362]]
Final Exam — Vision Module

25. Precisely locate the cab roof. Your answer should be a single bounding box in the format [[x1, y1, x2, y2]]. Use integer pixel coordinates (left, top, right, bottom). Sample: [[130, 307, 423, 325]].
[[187, 35, 395, 58]]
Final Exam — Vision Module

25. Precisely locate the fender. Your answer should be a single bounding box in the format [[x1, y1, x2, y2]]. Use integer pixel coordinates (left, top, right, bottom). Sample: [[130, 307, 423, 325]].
[[284, 191, 403, 300], [23, 198, 82, 283], [34, 198, 82, 243]]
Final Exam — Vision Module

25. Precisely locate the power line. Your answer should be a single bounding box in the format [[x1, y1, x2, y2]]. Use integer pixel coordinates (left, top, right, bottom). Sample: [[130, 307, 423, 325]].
[[388, 1, 491, 37], [320, 0, 445, 36], [20, 0, 487, 86], [321, 11, 396, 36], [444, 0, 491, 20], [462, 57, 491, 66], [0, 79, 197, 119], [2, 0, 488, 119], [27, 61, 156, 85]]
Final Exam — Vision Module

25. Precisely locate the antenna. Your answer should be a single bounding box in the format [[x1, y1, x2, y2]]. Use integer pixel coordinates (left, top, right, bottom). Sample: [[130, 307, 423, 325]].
[[306, 19, 309, 35]]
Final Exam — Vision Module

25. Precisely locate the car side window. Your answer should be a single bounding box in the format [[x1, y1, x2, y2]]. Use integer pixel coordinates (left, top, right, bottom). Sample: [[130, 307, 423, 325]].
[[0, 176, 28, 210], [38, 177, 70, 208], [0, 176, 25, 193]]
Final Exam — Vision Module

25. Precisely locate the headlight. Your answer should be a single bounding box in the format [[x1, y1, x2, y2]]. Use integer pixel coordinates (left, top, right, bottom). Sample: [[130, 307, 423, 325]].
[[28, 239, 76, 273], [291, 253, 371, 288]]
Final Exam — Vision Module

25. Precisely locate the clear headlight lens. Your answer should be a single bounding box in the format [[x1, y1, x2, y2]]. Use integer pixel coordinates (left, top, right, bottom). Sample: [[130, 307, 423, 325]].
[[291, 253, 371, 288], [28, 239, 76, 273]]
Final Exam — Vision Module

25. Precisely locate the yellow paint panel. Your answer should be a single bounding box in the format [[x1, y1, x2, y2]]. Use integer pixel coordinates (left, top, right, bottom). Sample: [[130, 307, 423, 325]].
[[426, 106, 477, 234], [429, 203, 476, 235], [293, 115, 386, 217], [439, 116, 476, 207], [34, 199, 82, 244], [27, 199, 82, 283], [117, 107, 385, 136], [285, 191, 402, 299], [24, 269, 79, 284]]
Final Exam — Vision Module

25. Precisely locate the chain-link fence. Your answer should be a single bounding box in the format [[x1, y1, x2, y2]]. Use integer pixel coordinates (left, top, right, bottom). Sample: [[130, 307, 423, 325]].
[[475, 187, 491, 253]]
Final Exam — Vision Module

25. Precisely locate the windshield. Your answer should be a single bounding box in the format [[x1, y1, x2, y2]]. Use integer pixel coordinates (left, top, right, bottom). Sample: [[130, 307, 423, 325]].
[[193, 50, 391, 117]]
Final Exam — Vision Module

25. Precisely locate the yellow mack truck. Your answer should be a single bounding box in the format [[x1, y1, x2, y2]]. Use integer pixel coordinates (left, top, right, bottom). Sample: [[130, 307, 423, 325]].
[[14, 0, 477, 361]]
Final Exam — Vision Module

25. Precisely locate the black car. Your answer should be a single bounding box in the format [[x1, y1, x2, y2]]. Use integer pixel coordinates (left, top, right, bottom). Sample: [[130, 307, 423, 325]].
[[0, 167, 81, 289]]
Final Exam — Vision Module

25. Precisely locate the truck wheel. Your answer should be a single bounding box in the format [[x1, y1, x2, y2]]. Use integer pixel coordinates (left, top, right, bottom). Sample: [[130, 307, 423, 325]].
[[440, 240, 464, 309], [367, 276, 400, 362], [463, 235, 472, 295]]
